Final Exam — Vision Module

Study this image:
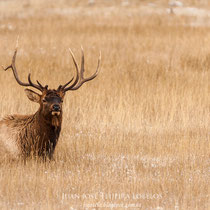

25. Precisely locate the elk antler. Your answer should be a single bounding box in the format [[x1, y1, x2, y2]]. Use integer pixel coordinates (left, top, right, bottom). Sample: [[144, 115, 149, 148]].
[[2, 50, 46, 92], [59, 47, 101, 92]]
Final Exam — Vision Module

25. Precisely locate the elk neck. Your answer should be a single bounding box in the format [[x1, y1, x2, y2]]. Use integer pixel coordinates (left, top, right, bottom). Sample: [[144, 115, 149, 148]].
[[35, 107, 63, 133]]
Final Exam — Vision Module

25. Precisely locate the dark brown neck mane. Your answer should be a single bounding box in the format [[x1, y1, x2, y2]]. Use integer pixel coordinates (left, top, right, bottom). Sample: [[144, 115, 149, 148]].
[[20, 109, 63, 159]]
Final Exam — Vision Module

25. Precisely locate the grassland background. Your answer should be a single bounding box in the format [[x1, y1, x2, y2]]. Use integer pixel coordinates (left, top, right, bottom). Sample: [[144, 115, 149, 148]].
[[0, 0, 209, 209]]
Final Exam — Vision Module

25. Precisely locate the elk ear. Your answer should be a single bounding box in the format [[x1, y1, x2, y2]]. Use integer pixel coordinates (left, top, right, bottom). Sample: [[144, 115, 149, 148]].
[[25, 89, 41, 103]]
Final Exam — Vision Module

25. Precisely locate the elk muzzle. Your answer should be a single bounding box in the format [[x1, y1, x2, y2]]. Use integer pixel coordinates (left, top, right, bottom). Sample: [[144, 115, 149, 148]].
[[51, 104, 61, 116]]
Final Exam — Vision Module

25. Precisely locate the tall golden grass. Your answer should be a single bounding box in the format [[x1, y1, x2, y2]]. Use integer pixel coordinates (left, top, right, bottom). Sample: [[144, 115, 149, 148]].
[[0, 0, 209, 209]]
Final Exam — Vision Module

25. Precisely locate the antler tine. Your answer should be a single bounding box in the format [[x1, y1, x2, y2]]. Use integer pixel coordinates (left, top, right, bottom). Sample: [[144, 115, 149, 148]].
[[36, 80, 45, 89], [3, 50, 29, 86], [58, 76, 74, 90], [28, 74, 43, 91], [58, 48, 80, 91], [63, 48, 101, 92], [65, 48, 80, 88], [80, 46, 85, 78], [3, 49, 44, 92]]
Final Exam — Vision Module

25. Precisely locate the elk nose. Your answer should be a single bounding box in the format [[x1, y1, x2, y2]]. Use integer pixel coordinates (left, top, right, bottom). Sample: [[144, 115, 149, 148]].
[[52, 104, 60, 111]]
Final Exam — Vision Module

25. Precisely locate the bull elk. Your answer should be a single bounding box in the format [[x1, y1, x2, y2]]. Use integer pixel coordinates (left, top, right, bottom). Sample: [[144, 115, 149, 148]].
[[0, 48, 101, 160]]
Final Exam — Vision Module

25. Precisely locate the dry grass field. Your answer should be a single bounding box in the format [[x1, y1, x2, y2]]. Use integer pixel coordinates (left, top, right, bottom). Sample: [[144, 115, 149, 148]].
[[0, 0, 209, 209]]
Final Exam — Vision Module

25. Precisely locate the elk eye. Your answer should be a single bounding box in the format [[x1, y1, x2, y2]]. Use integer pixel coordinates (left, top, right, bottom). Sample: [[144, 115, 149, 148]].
[[42, 99, 47, 103]]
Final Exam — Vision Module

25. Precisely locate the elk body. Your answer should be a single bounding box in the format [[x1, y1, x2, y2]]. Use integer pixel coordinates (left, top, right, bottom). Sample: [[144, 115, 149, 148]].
[[0, 48, 100, 160]]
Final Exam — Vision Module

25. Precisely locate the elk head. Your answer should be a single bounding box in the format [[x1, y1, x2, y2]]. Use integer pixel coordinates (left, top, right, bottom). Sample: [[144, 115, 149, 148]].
[[2, 48, 101, 127]]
